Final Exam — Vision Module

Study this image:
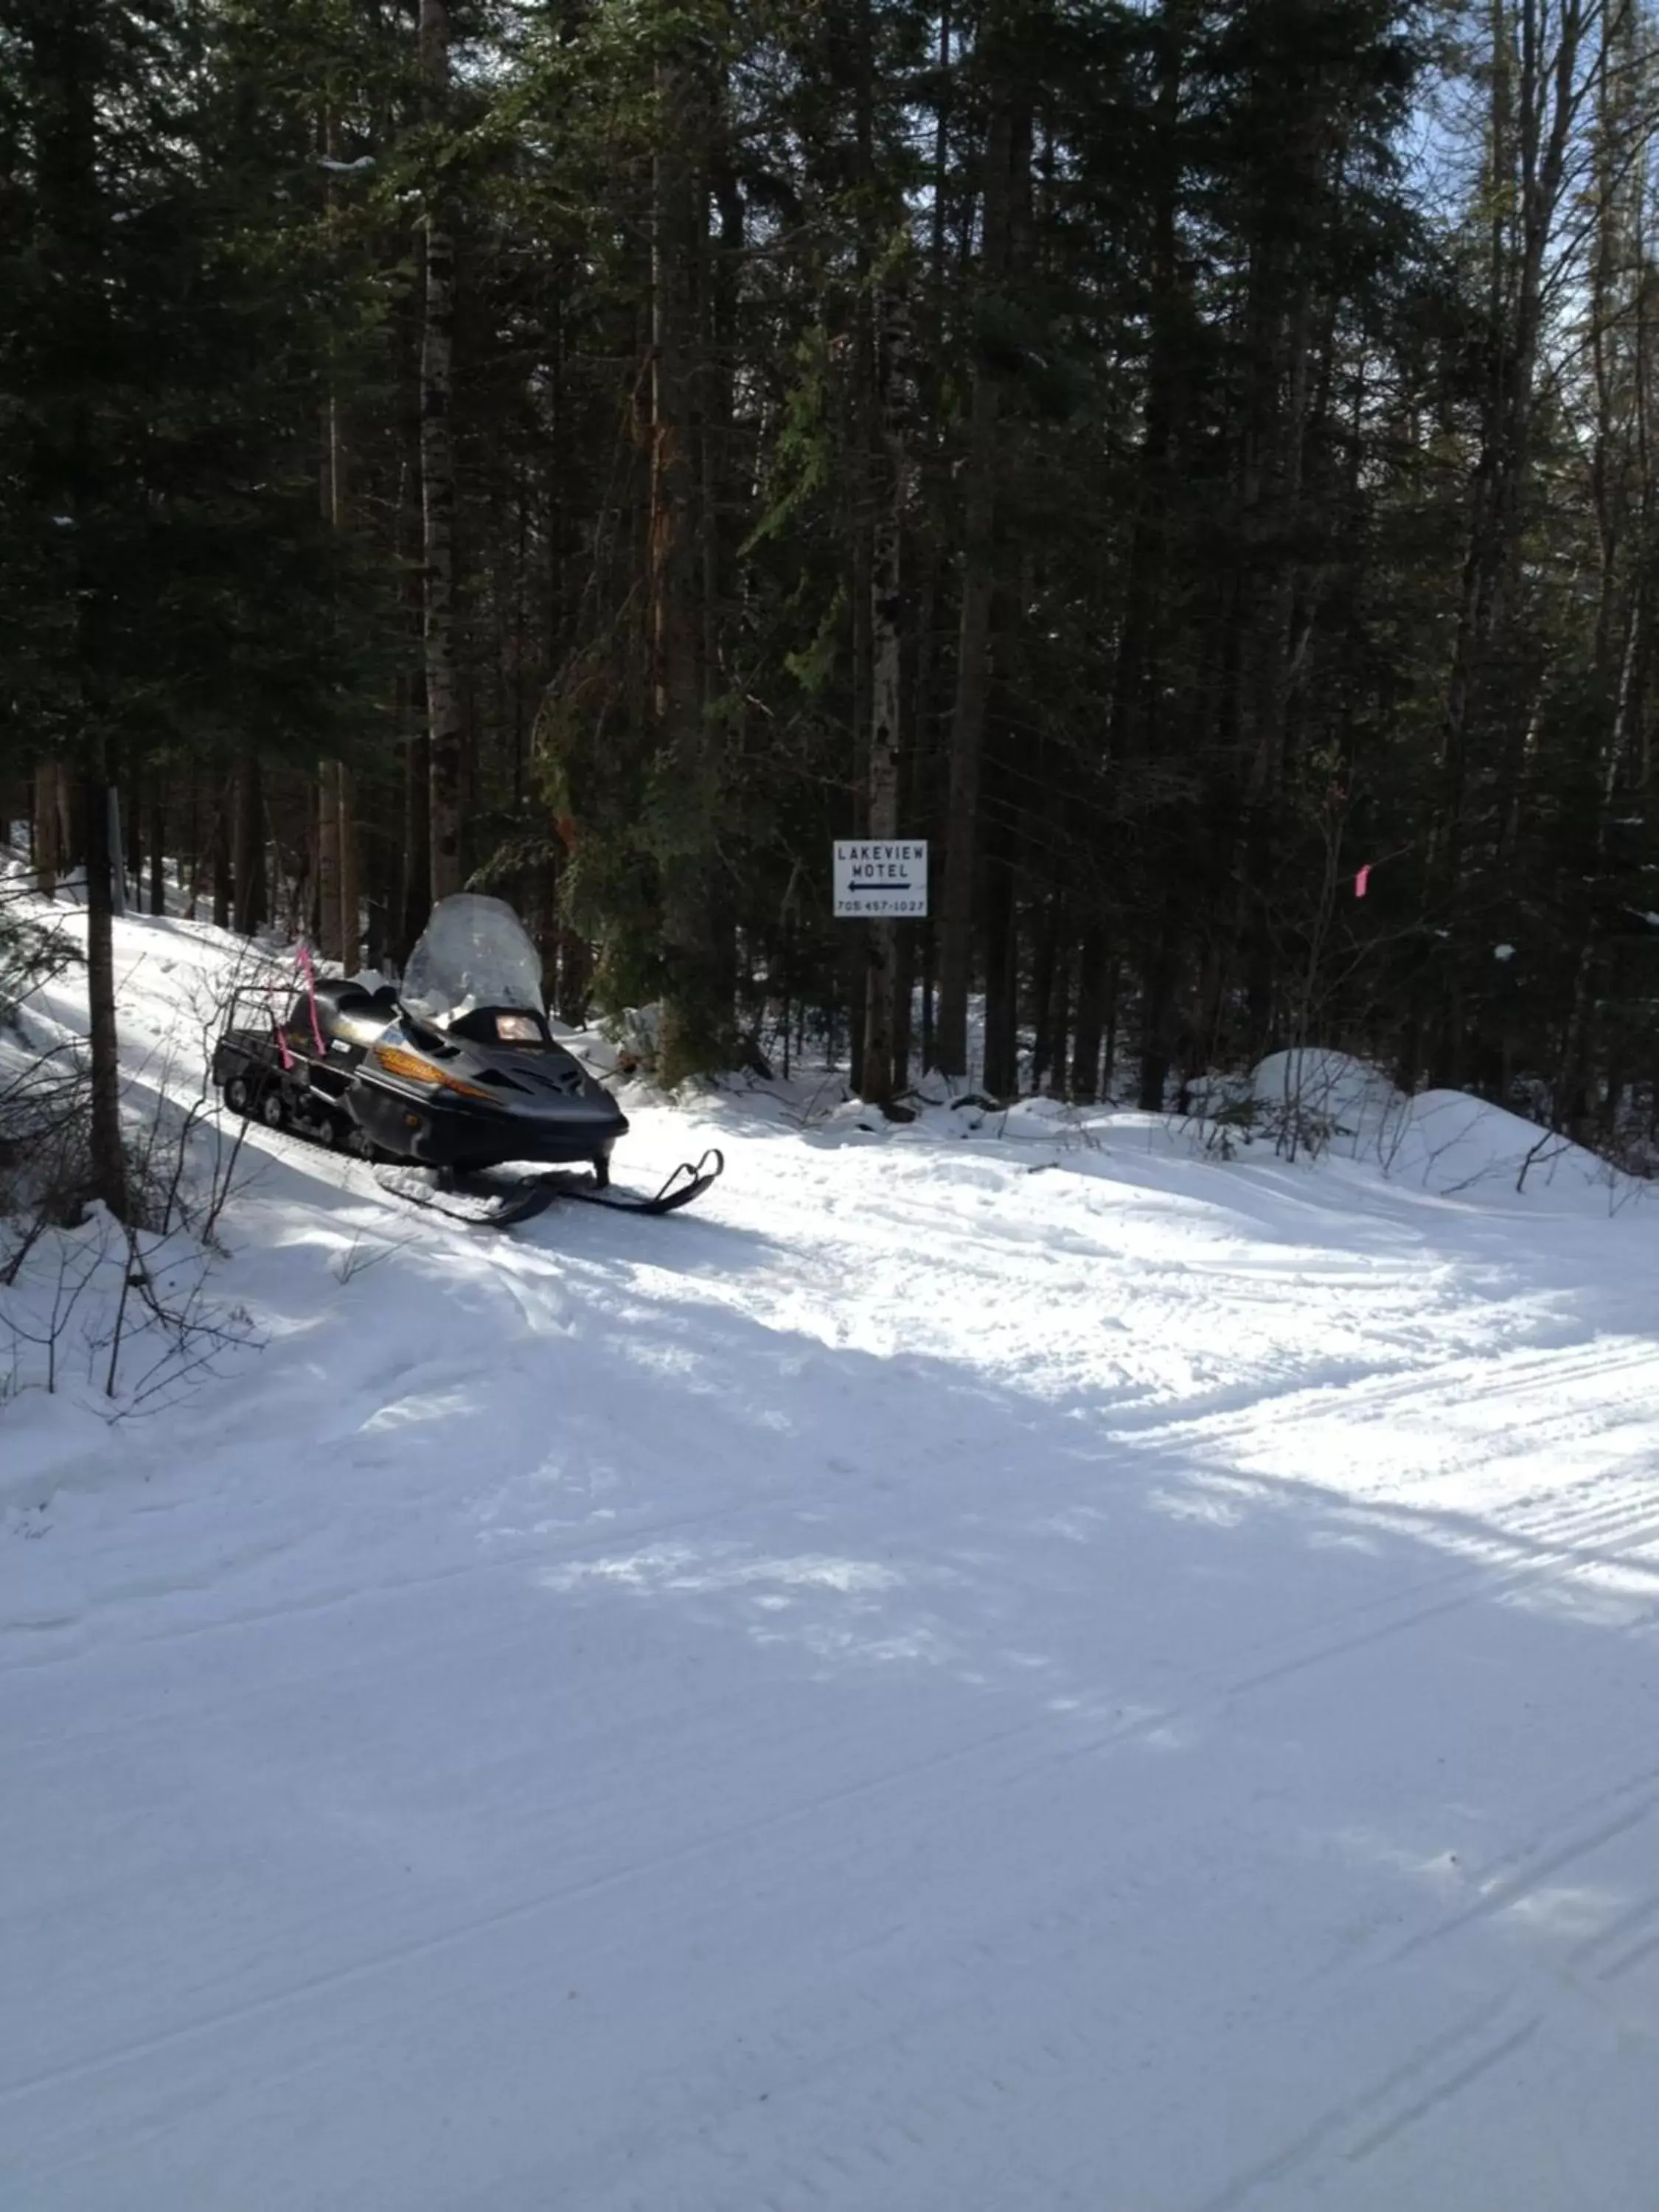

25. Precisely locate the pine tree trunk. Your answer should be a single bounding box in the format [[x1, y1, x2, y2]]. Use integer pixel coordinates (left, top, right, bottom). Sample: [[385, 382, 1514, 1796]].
[[338, 766, 359, 970], [934, 86, 1017, 1077], [892, 930, 914, 1096], [147, 776, 165, 916], [318, 186, 356, 963], [34, 762, 61, 896], [83, 755, 128, 1220], [1102, 956, 1121, 1098], [860, 269, 914, 1107], [316, 761, 341, 959], [651, 55, 727, 1083], [400, 732, 431, 961], [232, 756, 265, 936], [1046, 943, 1072, 1100], [212, 782, 232, 931], [395, 436, 431, 963], [184, 775, 201, 919], [1553, 1, 1644, 1132], [981, 834, 1018, 1097], [420, 0, 463, 904], [1138, 900, 1180, 1110], [57, 768, 78, 875], [107, 784, 126, 919], [1069, 925, 1107, 1102], [557, 925, 594, 1026], [1032, 900, 1068, 1095], [127, 771, 142, 910], [1421, 0, 1587, 1085], [1116, 0, 1192, 1105]]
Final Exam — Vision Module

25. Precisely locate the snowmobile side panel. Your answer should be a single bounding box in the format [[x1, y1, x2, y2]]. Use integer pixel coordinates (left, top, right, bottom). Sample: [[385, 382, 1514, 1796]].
[[344, 1073, 623, 1173]]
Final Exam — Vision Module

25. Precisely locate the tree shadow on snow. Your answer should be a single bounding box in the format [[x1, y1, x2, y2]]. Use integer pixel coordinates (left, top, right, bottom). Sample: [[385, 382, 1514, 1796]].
[[13, 1138, 1659, 2212]]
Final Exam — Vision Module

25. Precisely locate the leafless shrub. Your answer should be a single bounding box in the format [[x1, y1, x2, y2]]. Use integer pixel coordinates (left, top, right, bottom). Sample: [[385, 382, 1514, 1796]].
[[0, 891, 92, 1271], [768, 1071, 855, 1130], [1, 932, 278, 1417], [2, 1214, 108, 1395], [1193, 1095, 1265, 1161], [1179, 1060, 1346, 1165], [330, 1228, 407, 1284]]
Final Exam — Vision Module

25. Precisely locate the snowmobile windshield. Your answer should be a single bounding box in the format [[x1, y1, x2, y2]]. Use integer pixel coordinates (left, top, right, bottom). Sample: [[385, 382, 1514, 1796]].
[[400, 895, 545, 1027]]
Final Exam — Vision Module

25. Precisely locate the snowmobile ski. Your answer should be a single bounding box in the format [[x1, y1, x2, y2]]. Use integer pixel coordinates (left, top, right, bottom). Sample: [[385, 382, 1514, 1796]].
[[531, 1148, 725, 1217], [371, 1148, 724, 1231], [371, 1164, 563, 1231]]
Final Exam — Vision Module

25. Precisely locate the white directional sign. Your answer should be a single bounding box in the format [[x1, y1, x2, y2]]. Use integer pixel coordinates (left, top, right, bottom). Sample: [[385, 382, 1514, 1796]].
[[833, 839, 928, 918]]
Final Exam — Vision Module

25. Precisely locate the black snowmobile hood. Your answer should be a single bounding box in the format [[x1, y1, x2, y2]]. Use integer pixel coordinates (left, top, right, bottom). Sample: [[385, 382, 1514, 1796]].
[[378, 1005, 627, 1127]]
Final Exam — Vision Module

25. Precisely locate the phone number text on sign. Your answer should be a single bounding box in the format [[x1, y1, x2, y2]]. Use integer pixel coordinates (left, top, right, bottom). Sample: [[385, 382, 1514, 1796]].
[[832, 840, 928, 918]]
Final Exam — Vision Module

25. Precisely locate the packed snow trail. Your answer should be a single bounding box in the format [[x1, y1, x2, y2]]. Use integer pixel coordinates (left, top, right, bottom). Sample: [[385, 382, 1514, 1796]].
[[4, 913, 1659, 2209]]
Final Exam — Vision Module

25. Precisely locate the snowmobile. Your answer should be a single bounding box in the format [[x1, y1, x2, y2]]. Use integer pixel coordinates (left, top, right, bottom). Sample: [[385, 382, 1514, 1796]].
[[209, 894, 722, 1228]]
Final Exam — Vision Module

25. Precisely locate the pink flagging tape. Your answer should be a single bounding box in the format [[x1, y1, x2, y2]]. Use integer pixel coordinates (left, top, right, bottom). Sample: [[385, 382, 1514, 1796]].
[[1354, 863, 1372, 898]]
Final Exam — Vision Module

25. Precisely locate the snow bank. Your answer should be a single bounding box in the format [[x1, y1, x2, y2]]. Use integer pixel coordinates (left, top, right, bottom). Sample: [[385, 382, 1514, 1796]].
[[1385, 1087, 1633, 1204], [1248, 1047, 1638, 1209], [1250, 1047, 1399, 1137]]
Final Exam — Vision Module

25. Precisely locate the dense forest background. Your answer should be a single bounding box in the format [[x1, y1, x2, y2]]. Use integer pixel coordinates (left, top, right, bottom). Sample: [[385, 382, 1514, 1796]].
[[5, 0, 1659, 1182]]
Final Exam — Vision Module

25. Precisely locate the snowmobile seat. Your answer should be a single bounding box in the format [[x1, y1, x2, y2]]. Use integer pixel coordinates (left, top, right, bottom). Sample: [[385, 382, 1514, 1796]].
[[310, 979, 397, 1022], [295, 978, 400, 1048]]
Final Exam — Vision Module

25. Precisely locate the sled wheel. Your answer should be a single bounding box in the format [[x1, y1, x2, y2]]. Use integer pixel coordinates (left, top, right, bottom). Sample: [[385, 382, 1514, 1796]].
[[591, 1155, 611, 1191], [347, 1125, 377, 1161], [224, 1074, 251, 1117], [312, 1115, 337, 1149], [260, 1088, 287, 1131]]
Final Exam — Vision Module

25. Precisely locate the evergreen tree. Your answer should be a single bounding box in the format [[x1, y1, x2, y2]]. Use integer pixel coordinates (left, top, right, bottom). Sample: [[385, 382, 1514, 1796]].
[[4, 0, 1659, 1158], [0, 0, 395, 1211]]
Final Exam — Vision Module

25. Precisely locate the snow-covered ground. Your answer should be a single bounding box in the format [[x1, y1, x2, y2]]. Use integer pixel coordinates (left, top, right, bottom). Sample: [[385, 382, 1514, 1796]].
[[5, 906, 1659, 2210]]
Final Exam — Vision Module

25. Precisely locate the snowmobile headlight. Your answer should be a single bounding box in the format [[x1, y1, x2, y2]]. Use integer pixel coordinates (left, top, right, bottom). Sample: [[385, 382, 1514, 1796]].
[[372, 1044, 496, 1102]]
